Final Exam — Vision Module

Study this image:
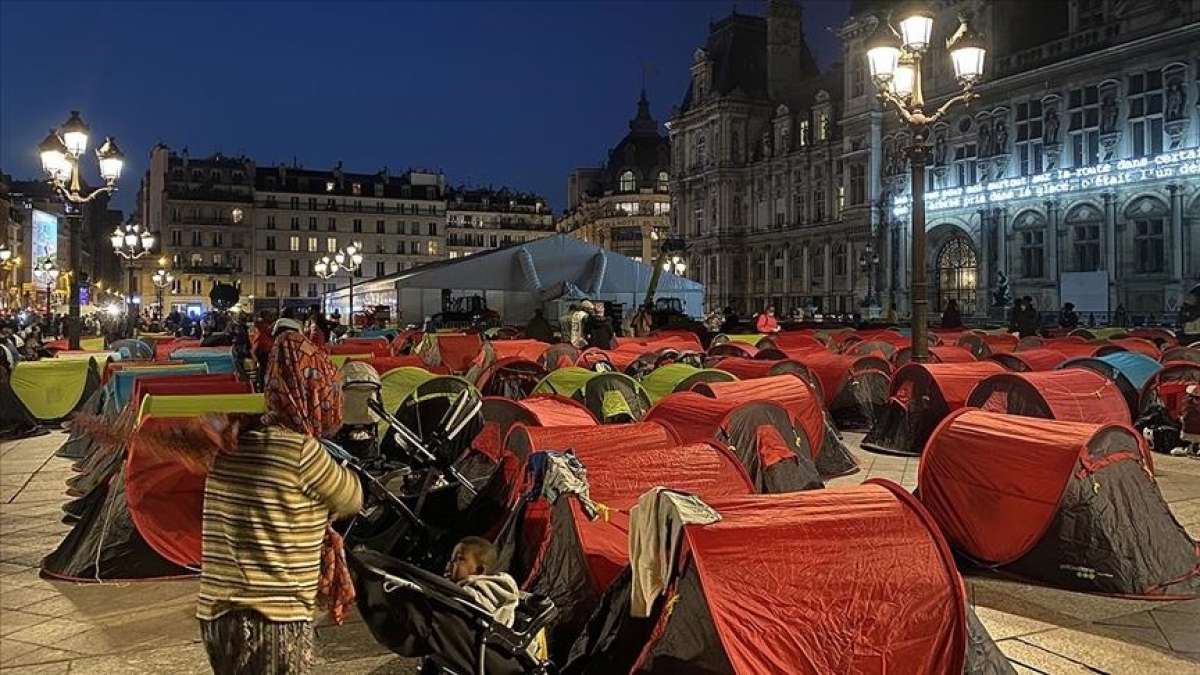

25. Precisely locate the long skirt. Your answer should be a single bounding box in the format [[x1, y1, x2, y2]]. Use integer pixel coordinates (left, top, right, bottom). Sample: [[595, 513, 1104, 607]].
[[200, 609, 314, 675]]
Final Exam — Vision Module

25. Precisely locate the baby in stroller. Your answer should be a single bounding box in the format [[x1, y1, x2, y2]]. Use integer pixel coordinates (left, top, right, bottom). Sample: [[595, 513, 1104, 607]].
[[445, 537, 519, 628], [338, 361, 383, 461]]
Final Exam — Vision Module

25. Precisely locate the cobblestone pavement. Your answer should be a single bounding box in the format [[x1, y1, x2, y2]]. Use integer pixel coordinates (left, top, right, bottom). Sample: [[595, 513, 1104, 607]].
[[2, 429, 1198, 674]]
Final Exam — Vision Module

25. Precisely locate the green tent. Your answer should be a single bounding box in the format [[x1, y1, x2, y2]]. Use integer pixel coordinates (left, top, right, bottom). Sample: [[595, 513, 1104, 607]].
[[641, 364, 736, 403], [534, 367, 652, 422], [379, 367, 438, 427], [137, 393, 266, 422], [9, 358, 100, 422]]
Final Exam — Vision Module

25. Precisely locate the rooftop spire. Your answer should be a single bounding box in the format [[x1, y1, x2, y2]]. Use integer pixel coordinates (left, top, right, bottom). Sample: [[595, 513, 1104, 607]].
[[629, 89, 658, 136]]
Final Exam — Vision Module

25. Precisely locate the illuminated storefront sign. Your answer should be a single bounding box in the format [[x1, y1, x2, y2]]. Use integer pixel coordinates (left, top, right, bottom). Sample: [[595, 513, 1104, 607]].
[[892, 148, 1200, 217]]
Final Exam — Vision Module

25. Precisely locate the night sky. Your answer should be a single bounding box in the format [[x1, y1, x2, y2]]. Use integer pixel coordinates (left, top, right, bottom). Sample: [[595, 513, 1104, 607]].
[[1, 1, 850, 215]]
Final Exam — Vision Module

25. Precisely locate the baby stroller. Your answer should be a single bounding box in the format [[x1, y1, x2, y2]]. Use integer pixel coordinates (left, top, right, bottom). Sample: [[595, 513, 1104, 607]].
[[338, 361, 383, 462], [351, 548, 556, 675]]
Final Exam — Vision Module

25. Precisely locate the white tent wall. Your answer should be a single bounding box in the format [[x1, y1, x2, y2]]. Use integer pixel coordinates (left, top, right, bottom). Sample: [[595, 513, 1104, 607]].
[[323, 235, 704, 326]]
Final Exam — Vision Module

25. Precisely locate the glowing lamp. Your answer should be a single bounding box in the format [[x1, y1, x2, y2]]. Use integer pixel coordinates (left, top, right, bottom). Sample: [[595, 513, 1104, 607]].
[[61, 110, 90, 156]]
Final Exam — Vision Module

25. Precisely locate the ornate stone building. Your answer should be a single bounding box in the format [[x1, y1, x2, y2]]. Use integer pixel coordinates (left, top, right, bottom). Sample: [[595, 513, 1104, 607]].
[[844, 0, 1200, 320], [668, 1, 861, 316], [446, 187, 555, 258], [560, 92, 672, 262]]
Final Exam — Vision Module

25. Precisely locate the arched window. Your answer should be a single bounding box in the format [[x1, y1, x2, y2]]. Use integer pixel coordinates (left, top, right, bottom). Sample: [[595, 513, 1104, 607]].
[[619, 171, 635, 192], [936, 235, 977, 315], [1065, 204, 1102, 272], [1013, 210, 1046, 278], [656, 171, 669, 191], [1126, 197, 1169, 274]]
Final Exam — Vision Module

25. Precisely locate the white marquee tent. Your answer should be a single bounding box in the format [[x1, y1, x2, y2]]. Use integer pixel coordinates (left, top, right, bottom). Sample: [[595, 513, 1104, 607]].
[[324, 234, 703, 325]]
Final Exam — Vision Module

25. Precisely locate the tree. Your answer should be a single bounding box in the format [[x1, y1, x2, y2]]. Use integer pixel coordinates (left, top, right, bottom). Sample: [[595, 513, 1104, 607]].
[[209, 282, 240, 311]]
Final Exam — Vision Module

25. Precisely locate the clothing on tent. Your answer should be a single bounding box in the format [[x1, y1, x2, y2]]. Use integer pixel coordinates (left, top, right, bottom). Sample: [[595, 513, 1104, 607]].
[[628, 488, 721, 617]]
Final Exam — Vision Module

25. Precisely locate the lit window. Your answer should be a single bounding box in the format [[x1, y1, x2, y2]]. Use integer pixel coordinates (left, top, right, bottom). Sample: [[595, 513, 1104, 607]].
[[326, 237, 337, 253], [428, 241, 439, 256], [617, 202, 639, 215], [231, 208, 244, 224], [654, 202, 671, 216], [1016, 101, 1045, 176], [325, 181, 335, 192], [1128, 70, 1164, 158], [619, 171, 636, 192], [1068, 85, 1101, 167], [308, 237, 318, 252], [289, 236, 300, 252], [656, 171, 669, 191]]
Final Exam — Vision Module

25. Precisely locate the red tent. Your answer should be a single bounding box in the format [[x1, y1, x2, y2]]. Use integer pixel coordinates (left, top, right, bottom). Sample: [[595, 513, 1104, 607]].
[[154, 337, 200, 361], [1026, 339, 1112, 359], [368, 355, 448, 375], [1108, 337, 1162, 360], [863, 361, 1005, 455], [331, 337, 391, 356], [893, 344, 977, 366], [762, 332, 826, 351], [1139, 361, 1200, 419], [988, 347, 1068, 372], [694, 374, 857, 477], [919, 409, 1198, 596], [424, 333, 484, 373], [542, 343, 580, 371], [785, 350, 893, 428], [504, 421, 678, 469], [711, 357, 819, 393], [848, 340, 901, 359], [1128, 327, 1178, 348], [966, 368, 1131, 425], [389, 329, 423, 355], [456, 395, 598, 538], [486, 339, 551, 363], [497, 437, 753, 660], [1160, 346, 1200, 364], [131, 374, 246, 408], [707, 342, 758, 358], [568, 482, 1005, 675], [646, 392, 823, 492], [618, 333, 704, 353]]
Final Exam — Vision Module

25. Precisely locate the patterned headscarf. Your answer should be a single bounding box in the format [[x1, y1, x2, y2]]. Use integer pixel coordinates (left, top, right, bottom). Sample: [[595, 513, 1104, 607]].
[[262, 331, 343, 438]]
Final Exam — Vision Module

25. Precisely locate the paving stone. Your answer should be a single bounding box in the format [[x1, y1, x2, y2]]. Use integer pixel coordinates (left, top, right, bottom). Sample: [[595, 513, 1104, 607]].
[[64, 643, 210, 675], [0, 637, 48, 666], [0, 585, 59, 611], [1152, 607, 1200, 653], [0, 643, 81, 668], [996, 638, 1095, 674], [312, 655, 420, 674], [1021, 623, 1200, 672], [0, 609, 50, 637]]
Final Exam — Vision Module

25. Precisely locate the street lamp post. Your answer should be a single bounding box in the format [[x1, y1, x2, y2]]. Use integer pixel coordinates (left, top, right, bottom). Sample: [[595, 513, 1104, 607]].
[[866, 6, 986, 361], [32, 257, 59, 320], [38, 111, 125, 349], [110, 223, 155, 335], [151, 268, 174, 316], [315, 242, 363, 333]]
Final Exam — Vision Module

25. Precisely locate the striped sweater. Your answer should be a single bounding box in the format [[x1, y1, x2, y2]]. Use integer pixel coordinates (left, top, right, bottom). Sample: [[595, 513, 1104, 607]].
[[197, 427, 362, 622]]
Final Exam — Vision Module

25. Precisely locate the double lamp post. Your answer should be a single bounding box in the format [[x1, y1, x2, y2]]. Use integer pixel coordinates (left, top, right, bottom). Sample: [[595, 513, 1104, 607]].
[[315, 242, 363, 333], [110, 223, 155, 332], [865, 5, 986, 362], [38, 111, 125, 349]]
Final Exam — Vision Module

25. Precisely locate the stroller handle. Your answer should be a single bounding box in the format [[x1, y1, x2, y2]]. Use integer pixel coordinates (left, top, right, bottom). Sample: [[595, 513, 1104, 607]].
[[367, 398, 479, 498]]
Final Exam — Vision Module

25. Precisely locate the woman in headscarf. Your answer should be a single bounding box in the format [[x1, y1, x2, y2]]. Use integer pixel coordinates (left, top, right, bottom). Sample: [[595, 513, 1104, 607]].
[[193, 331, 361, 674]]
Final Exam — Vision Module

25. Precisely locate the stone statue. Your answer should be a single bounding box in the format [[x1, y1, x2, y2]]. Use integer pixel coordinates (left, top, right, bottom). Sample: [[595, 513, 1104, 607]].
[[1167, 81, 1186, 121], [992, 270, 1012, 308], [934, 134, 948, 165], [781, 125, 791, 153], [994, 121, 1008, 154], [731, 129, 741, 163], [761, 132, 772, 159], [1043, 107, 1060, 144], [883, 145, 895, 175], [979, 123, 992, 157], [1101, 95, 1118, 133]]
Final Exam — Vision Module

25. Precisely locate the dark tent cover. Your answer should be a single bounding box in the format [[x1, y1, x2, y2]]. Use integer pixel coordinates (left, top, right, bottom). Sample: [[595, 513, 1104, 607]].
[[645, 392, 822, 492], [987, 348, 1068, 372], [863, 361, 1006, 456], [694, 375, 857, 478], [920, 409, 1198, 597]]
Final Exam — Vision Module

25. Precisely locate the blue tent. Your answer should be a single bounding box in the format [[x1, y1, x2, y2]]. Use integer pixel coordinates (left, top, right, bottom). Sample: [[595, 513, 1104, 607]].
[[1060, 351, 1162, 417], [111, 364, 209, 410], [169, 347, 236, 375]]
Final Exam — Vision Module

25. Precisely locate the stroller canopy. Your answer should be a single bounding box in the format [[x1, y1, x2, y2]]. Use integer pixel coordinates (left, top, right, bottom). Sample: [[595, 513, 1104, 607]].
[[694, 375, 857, 478], [646, 392, 823, 492], [9, 357, 102, 422], [988, 347, 1068, 372], [966, 368, 1131, 425], [863, 361, 1005, 456], [1060, 351, 1163, 417], [586, 483, 973, 675], [532, 367, 651, 423], [340, 361, 382, 427], [639, 363, 735, 403], [919, 409, 1198, 596], [474, 357, 548, 399]]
